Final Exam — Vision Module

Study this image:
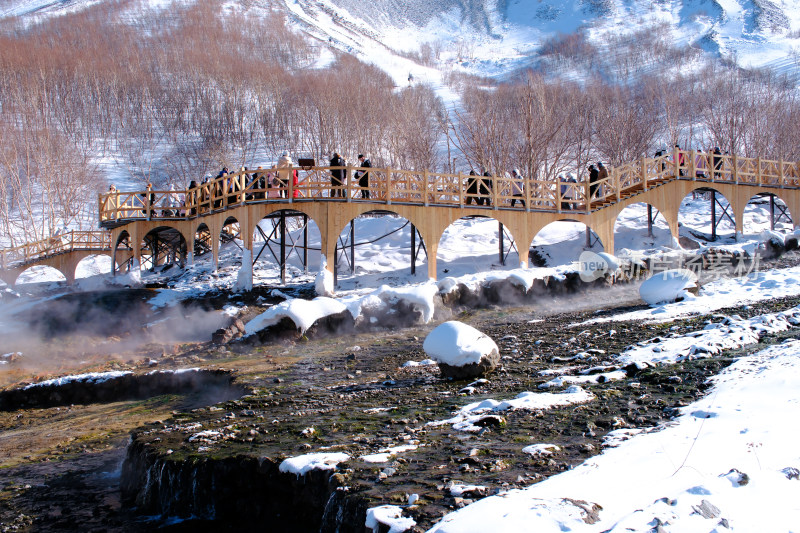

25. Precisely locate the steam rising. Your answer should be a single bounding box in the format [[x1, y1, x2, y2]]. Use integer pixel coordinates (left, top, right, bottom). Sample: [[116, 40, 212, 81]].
[[0, 288, 230, 383]]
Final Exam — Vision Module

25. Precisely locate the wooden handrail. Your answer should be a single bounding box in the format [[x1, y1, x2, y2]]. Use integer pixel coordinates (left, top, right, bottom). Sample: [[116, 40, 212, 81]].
[[0, 230, 112, 269], [87, 150, 800, 225]]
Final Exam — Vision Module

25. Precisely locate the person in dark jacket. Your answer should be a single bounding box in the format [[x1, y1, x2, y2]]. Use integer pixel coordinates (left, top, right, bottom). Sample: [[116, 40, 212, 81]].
[[466, 171, 479, 205], [588, 164, 600, 202], [480, 171, 493, 206], [355, 154, 371, 199], [329, 152, 346, 198], [712, 147, 723, 179]]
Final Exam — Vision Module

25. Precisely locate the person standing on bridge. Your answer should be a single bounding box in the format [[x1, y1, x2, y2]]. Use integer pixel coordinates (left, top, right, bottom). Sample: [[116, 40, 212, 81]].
[[355, 154, 372, 199], [597, 161, 608, 189], [466, 171, 479, 205], [277, 152, 293, 198], [588, 164, 600, 203], [510, 169, 525, 207], [329, 152, 346, 198], [480, 170, 493, 206]]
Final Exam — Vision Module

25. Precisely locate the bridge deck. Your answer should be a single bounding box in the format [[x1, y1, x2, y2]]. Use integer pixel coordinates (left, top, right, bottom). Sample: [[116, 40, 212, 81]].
[[2, 148, 800, 284]]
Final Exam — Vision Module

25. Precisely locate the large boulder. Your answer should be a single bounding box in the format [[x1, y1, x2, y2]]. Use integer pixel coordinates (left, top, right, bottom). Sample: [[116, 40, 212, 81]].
[[423, 321, 500, 380]]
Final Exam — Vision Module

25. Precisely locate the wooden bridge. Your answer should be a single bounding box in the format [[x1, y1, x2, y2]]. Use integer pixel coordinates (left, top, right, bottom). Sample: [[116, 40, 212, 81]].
[[0, 231, 125, 286], [2, 148, 799, 286]]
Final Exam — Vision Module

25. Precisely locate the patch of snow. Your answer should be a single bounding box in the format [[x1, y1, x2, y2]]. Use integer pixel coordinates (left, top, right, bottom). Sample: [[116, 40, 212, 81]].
[[423, 321, 498, 367], [278, 452, 350, 476]]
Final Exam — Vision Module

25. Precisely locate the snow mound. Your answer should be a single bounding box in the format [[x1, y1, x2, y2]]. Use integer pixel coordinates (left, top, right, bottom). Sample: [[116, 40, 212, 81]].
[[23, 371, 133, 389], [639, 269, 697, 306], [244, 297, 347, 335], [278, 452, 350, 477], [423, 321, 498, 367], [315, 255, 334, 297], [365, 505, 416, 533]]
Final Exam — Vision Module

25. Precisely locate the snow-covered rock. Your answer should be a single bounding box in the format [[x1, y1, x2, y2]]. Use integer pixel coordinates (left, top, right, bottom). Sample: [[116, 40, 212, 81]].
[[639, 269, 697, 306], [244, 297, 348, 335], [315, 255, 334, 297], [278, 452, 350, 477], [365, 505, 416, 533], [423, 321, 500, 379]]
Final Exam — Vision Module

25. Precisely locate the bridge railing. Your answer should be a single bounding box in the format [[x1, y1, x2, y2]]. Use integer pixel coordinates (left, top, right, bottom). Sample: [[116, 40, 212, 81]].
[[97, 150, 800, 225], [0, 231, 111, 269]]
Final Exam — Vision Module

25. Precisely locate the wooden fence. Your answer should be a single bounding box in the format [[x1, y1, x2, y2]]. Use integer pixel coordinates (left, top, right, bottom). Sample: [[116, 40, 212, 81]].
[[0, 231, 111, 269], [97, 149, 800, 225]]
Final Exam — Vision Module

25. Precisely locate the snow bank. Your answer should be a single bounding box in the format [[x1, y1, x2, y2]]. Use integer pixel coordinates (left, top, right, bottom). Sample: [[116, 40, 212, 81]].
[[234, 248, 253, 292], [244, 297, 347, 335], [23, 370, 133, 389], [376, 281, 439, 323], [360, 443, 419, 463], [423, 321, 498, 366], [618, 307, 799, 366], [366, 505, 416, 533], [428, 386, 594, 432], [315, 255, 334, 297], [428, 341, 800, 532], [278, 452, 350, 477], [639, 268, 697, 306], [590, 264, 800, 324]]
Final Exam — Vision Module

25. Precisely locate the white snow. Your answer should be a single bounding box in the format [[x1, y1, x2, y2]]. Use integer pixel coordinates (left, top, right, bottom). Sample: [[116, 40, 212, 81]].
[[422, 321, 498, 367], [360, 443, 419, 464], [23, 370, 133, 389], [244, 296, 347, 335], [638, 269, 698, 306], [278, 452, 350, 476], [366, 505, 416, 533], [427, 340, 800, 532], [428, 386, 594, 433]]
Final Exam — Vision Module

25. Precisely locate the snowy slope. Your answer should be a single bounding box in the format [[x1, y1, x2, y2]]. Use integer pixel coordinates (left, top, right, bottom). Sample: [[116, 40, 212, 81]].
[[4, 0, 800, 80]]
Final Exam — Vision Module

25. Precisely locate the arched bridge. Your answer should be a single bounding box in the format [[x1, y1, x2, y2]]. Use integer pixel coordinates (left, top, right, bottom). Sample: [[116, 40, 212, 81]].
[[2, 148, 799, 286]]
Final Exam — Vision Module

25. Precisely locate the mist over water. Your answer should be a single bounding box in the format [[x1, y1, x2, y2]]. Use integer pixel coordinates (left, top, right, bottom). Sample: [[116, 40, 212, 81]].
[[0, 288, 230, 383]]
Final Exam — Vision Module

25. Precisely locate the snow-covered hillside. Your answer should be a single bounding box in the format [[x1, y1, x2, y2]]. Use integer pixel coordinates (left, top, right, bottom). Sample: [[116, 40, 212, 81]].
[[5, 0, 800, 82]]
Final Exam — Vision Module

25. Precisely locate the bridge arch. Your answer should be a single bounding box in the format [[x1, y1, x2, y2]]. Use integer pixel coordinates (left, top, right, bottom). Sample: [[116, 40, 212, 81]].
[[679, 187, 736, 243], [252, 209, 323, 282], [530, 219, 604, 267], [75, 254, 114, 280], [14, 264, 67, 287], [140, 226, 188, 271], [330, 210, 427, 283], [613, 202, 674, 255], [437, 215, 520, 279], [742, 192, 794, 235]]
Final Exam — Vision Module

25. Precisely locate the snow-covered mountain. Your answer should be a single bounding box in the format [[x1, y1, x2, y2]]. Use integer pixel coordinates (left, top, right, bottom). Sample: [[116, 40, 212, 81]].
[[4, 0, 800, 81]]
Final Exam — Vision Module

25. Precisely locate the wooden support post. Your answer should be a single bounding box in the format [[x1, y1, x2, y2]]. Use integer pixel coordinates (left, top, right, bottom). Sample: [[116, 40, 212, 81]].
[[614, 167, 620, 201], [303, 214, 308, 273], [673, 145, 680, 178], [458, 172, 464, 208], [524, 173, 531, 212], [386, 168, 392, 205], [757, 158, 762, 186], [770, 194, 776, 231], [346, 165, 352, 202], [492, 175, 499, 210], [423, 170, 429, 206], [711, 190, 717, 241], [280, 210, 286, 284], [689, 150, 696, 181], [411, 223, 416, 275], [498, 222, 505, 266], [647, 204, 654, 237], [350, 220, 355, 274], [733, 154, 739, 184], [288, 169, 295, 203], [780, 160, 786, 188], [642, 157, 648, 192]]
